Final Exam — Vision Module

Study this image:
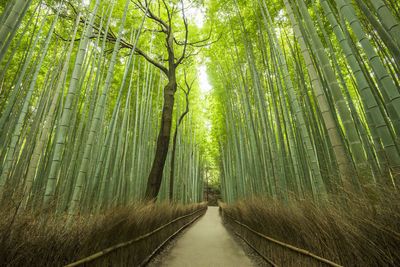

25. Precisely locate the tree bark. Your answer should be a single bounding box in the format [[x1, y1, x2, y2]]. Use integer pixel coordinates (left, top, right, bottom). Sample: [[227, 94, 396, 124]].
[[137, 0, 201, 200], [144, 77, 177, 200]]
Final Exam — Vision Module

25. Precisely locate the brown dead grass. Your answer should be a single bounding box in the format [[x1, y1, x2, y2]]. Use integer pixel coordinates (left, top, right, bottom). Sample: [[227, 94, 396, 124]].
[[0, 201, 207, 266], [220, 187, 400, 266]]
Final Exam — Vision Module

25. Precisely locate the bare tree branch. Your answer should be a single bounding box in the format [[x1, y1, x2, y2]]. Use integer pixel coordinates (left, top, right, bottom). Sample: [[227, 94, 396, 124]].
[[174, 26, 222, 48], [132, 0, 169, 33], [178, 69, 193, 123], [175, 0, 189, 67], [161, 0, 171, 27], [135, 47, 168, 75], [56, 0, 220, 82]]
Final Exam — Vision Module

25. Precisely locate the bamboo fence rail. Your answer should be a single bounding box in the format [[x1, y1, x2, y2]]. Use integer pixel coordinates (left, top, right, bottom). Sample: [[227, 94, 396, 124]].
[[65, 206, 207, 266], [220, 206, 342, 267]]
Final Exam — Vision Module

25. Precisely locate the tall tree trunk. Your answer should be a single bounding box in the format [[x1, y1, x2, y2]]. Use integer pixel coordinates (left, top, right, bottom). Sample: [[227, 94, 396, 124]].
[[134, 1, 200, 200], [145, 77, 177, 200]]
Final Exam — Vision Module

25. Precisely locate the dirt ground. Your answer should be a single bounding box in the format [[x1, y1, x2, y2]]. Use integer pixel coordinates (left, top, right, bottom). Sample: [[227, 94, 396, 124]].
[[147, 206, 258, 267]]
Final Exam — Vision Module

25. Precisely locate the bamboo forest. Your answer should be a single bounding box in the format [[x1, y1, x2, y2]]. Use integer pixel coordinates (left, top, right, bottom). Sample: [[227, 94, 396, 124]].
[[1, 0, 400, 266]]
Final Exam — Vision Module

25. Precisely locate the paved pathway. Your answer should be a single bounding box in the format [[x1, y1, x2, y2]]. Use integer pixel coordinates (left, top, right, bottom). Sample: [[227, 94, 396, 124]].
[[158, 206, 255, 267]]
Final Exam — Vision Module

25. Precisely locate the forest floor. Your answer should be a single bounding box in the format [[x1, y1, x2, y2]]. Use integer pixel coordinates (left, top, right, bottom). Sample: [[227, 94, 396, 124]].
[[147, 206, 259, 267]]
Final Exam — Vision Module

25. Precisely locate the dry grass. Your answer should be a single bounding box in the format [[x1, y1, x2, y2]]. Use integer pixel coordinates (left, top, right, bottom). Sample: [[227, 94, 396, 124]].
[[0, 201, 207, 266], [220, 187, 400, 266]]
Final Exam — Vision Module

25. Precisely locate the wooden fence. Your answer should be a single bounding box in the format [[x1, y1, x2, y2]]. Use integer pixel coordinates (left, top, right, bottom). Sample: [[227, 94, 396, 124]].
[[219, 205, 342, 267], [65, 206, 207, 266]]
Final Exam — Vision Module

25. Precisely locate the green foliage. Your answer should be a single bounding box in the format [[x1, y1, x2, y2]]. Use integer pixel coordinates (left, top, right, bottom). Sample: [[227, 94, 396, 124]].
[[0, 0, 400, 216]]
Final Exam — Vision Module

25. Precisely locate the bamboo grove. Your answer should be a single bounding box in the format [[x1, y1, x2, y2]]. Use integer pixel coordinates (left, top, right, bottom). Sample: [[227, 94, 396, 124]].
[[207, 0, 400, 203], [1, 0, 400, 215], [0, 0, 205, 217]]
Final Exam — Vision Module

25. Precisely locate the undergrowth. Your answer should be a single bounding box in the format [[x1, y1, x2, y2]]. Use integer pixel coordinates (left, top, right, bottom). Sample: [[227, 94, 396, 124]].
[[0, 201, 206, 266], [221, 187, 400, 266]]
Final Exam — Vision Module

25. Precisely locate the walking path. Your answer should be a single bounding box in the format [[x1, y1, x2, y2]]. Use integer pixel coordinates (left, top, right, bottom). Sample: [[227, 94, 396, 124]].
[[157, 206, 255, 267]]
